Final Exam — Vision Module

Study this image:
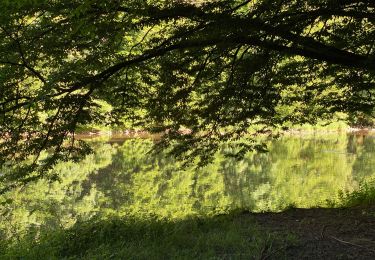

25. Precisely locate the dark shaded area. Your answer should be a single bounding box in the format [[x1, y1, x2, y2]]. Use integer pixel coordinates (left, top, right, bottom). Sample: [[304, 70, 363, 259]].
[[253, 205, 375, 259]]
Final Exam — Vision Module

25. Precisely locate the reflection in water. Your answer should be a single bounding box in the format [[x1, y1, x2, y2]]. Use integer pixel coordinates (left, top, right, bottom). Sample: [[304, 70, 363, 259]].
[[1, 133, 375, 241]]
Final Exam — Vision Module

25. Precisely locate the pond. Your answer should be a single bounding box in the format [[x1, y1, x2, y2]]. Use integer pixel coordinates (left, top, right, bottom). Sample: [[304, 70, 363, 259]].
[[1, 133, 375, 240]]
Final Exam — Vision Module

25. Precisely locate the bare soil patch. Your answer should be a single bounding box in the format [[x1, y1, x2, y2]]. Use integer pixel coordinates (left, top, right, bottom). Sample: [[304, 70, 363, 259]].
[[252, 206, 375, 259]]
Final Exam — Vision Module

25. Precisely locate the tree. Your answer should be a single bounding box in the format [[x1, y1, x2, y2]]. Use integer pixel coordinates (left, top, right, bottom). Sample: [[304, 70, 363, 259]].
[[0, 0, 374, 191]]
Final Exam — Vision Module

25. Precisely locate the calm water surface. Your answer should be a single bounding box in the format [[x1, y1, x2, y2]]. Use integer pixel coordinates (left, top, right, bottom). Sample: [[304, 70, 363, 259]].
[[1, 133, 375, 239]]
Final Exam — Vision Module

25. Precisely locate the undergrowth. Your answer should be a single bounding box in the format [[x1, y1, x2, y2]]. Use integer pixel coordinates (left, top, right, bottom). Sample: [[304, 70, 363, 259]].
[[0, 213, 295, 260], [328, 179, 375, 208]]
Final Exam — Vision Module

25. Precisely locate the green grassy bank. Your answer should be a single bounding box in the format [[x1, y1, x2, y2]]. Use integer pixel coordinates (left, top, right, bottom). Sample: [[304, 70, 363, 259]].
[[0, 213, 294, 260]]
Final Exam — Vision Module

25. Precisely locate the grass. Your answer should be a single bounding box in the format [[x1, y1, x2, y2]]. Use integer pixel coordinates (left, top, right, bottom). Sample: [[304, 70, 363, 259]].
[[0, 213, 295, 260], [337, 179, 375, 208]]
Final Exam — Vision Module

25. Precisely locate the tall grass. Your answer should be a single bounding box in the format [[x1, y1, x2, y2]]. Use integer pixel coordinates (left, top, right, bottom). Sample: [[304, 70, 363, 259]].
[[0, 213, 295, 260]]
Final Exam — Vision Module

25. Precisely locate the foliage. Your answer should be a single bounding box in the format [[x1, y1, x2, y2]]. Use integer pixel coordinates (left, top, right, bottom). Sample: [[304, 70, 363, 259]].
[[0, 141, 116, 242], [348, 111, 375, 128], [335, 179, 375, 207], [0, 0, 375, 188]]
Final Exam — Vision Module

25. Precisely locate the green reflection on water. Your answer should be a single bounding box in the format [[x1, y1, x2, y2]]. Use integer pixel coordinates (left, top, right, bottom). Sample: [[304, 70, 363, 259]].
[[1, 133, 375, 240]]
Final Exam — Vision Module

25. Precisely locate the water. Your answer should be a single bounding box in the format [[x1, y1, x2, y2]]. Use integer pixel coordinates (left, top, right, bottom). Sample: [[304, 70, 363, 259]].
[[1, 133, 375, 240]]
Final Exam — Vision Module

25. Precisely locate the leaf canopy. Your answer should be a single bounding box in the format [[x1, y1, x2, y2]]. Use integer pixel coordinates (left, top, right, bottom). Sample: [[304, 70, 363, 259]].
[[0, 0, 374, 191]]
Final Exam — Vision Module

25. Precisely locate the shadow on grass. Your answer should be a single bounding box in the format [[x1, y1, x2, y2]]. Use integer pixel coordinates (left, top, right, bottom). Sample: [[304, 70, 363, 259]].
[[1, 212, 295, 260]]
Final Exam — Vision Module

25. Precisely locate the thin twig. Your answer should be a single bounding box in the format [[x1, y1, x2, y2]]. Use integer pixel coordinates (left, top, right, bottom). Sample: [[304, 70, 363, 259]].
[[330, 235, 375, 253]]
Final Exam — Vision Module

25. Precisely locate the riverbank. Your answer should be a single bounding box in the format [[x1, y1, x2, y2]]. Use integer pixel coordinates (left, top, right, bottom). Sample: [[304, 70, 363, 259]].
[[2, 205, 374, 259], [75, 124, 375, 139]]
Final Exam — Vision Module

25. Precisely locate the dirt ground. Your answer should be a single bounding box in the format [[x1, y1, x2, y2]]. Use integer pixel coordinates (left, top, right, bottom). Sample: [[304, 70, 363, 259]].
[[252, 205, 375, 259]]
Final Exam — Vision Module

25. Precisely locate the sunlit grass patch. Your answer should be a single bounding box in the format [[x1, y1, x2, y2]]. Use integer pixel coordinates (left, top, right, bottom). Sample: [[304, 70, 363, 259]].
[[337, 179, 375, 208]]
